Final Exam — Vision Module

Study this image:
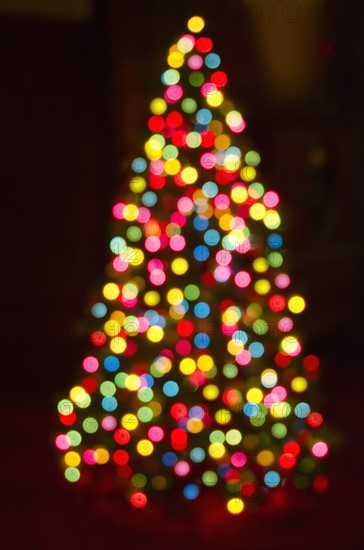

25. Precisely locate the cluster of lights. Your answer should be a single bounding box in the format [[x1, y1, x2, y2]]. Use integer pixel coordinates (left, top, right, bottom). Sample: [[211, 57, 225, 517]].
[[55, 15, 329, 514]]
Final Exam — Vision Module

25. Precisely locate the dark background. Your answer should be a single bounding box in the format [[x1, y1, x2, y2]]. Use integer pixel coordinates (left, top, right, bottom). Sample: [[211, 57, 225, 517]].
[[0, 0, 363, 548]]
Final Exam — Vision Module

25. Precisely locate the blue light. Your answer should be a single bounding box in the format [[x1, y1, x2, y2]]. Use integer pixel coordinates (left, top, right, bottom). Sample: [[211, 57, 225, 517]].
[[267, 233, 283, 249], [163, 381, 179, 397], [162, 452, 177, 467], [194, 333, 210, 349], [183, 483, 200, 500], [91, 302, 107, 319], [202, 181, 218, 198], [264, 471, 280, 488], [248, 342, 264, 358], [204, 229, 220, 246], [104, 356, 120, 372], [232, 330, 248, 344], [194, 302, 210, 318], [194, 245, 210, 261], [131, 157, 147, 173], [244, 402, 259, 417], [193, 216, 209, 231], [142, 191, 157, 207], [101, 396, 117, 412], [205, 53, 221, 69], [196, 108, 212, 125], [189, 406, 204, 419], [295, 402, 311, 418], [190, 447, 206, 463]]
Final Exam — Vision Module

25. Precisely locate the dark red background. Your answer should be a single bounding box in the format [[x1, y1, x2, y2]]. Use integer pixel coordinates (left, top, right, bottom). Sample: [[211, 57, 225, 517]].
[[1, 1, 363, 548]]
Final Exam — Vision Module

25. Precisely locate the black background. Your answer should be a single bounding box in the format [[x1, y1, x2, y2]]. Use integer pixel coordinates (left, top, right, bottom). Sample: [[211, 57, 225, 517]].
[[0, 0, 363, 548]]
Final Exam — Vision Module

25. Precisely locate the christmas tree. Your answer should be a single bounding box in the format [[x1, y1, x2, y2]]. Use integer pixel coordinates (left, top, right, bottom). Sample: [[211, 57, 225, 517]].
[[55, 15, 329, 515]]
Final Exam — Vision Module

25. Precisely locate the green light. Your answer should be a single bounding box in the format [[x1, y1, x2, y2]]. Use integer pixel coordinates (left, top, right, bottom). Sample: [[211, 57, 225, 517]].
[[184, 284, 200, 300], [82, 417, 98, 434], [65, 467, 80, 482], [114, 372, 127, 388], [223, 363, 238, 378], [189, 72, 204, 87], [67, 430, 82, 446]]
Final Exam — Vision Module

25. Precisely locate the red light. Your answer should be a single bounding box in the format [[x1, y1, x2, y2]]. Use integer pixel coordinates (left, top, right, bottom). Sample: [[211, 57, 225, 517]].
[[171, 428, 187, 451], [149, 175, 166, 190], [167, 111, 183, 128], [196, 37, 213, 53], [130, 491, 148, 508], [170, 402, 188, 420], [313, 475, 329, 491], [304, 354, 320, 371], [211, 71, 228, 88], [59, 412, 76, 426], [279, 453, 296, 469], [201, 272, 216, 286], [148, 115, 165, 132], [113, 450, 129, 465], [241, 482, 256, 497], [307, 412, 323, 428], [90, 331, 107, 346], [177, 320, 194, 337], [114, 428, 131, 445], [283, 441, 300, 456], [172, 129, 187, 147], [275, 352, 291, 368], [81, 377, 98, 393], [269, 294, 286, 312], [200, 130, 215, 147]]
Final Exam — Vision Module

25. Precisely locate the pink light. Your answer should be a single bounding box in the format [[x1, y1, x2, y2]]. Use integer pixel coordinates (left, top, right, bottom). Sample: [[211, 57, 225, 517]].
[[55, 434, 71, 450], [234, 271, 251, 288], [83, 356, 99, 373], [188, 55, 203, 70]]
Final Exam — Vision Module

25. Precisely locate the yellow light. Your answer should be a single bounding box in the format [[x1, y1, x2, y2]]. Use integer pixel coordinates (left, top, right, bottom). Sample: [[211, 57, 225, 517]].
[[270, 402, 291, 419], [121, 413, 138, 430], [167, 288, 184, 305], [215, 134, 230, 149], [171, 257, 189, 275], [167, 51, 184, 68], [181, 167, 198, 184], [64, 451, 81, 467], [144, 290, 160, 306], [103, 282, 120, 300], [264, 209, 281, 229], [104, 320, 121, 337], [110, 310, 125, 324], [123, 204, 139, 221], [110, 337, 127, 354], [250, 203, 266, 220], [150, 98, 167, 114], [206, 90, 224, 107], [187, 15, 205, 33], [180, 358, 196, 375], [149, 400, 162, 417], [137, 439, 154, 456], [227, 498, 244, 514], [226, 429, 242, 445], [219, 214, 233, 230], [241, 166, 256, 181], [147, 326, 164, 343], [215, 409, 231, 425], [261, 368, 278, 387], [186, 418, 204, 433], [69, 386, 86, 402], [129, 176, 146, 193], [208, 442, 226, 459], [231, 185, 248, 204], [253, 258, 269, 273], [256, 450, 275, 466], [227, 340, 244, 356], [95, 448, 109, 464], [152, 476, 168, 490], [197, 355, 214, 372], [288, 295, 306, 314], [291, 377, 308, 393], [125, 374, 141, 392], [246, 388, 263, 403], [203, 384, 219, 400], [281, 335, 299, 354], [164, 158, 181, 175], [254, 279, 271, 295]]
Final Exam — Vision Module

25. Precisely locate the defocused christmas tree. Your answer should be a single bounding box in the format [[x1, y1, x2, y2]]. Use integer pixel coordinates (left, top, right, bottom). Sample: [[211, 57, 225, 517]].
[[55, 15, 330, 514]]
